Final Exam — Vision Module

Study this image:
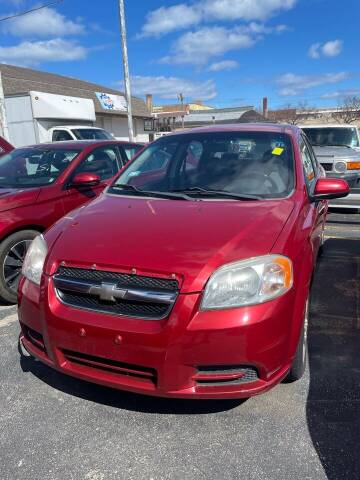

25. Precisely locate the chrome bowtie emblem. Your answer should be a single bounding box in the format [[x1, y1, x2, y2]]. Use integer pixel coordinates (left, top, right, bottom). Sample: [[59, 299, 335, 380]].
[[89, 282, 127, 302]]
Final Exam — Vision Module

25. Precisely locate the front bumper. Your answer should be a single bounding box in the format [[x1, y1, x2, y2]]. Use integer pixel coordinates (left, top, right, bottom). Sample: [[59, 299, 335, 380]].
[[325, 172, 360, 208], [18, 274, 299, 399]]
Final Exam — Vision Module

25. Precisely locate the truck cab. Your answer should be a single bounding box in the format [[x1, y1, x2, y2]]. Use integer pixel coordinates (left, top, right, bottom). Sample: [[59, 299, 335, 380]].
[[301, 124, 360, 209], [49, 126, 114, 142]]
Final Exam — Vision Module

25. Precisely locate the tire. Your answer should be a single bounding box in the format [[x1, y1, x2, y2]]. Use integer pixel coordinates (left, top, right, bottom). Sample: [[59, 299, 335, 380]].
[[0, 230, 39, 304], [317, 227, 325, 257], [286, 297, 309, 382]]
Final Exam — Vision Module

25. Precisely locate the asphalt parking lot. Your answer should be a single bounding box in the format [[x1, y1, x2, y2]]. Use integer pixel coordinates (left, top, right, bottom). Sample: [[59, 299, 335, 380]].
[[0, 211, 359, 480]]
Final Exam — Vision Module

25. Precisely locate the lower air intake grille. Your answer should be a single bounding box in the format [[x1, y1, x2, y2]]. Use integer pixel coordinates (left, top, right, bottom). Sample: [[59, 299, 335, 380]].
[[195, 365, 258, 386], [63, 349, 157, 384], [22, 325, 46, 353]]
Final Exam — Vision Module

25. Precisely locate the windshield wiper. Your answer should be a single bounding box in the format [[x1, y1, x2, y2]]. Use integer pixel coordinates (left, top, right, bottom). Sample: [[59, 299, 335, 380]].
[[171, 187, 261, 200], [313, 144, 352, 148], [109, 184, 196, 201]]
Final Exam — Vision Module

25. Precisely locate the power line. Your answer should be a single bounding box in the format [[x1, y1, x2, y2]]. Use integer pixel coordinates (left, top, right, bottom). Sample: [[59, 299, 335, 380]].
[[0, 0, 63, 23]]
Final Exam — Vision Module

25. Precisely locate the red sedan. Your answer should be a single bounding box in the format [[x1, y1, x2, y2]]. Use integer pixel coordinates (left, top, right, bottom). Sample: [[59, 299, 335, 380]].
[[0, 139, 142, 303], [18, 124, 349, 399]]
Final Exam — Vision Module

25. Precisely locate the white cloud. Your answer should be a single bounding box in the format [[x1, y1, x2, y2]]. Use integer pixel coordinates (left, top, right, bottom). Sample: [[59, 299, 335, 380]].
[[201, 0, 296, 21], [0, 39, 87, 66], [322, 40, 343, 57], [163, 26, 254, 65], [277, 72, 349, 96], [322, 89, 360, 99], [140, 0, 297, 37], [1, 7, 84, 37], [308, 39, 343, 59], [139, 5, 201, 38], [161, 22, 284, 65], [126, 75, 217, 101], [208, 59, 239, 71]]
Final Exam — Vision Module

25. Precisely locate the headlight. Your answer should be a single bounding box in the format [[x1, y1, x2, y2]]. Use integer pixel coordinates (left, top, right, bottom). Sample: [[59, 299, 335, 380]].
[[334, 161, 347, 173], [201, 255, 293, 310], [21, 235, 48, 285]]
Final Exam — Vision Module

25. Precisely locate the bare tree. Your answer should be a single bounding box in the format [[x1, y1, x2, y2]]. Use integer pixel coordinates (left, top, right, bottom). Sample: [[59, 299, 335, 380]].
[[335, 96, 360, 124], [268, 101, 312, 125]]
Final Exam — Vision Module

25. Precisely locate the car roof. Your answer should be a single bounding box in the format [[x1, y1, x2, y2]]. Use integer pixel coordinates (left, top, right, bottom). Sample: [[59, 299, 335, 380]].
[[50, 125, 106, 130], [167, 123, 301, 137], [300, 124, 357, 129], [17, 140, 142, 150]]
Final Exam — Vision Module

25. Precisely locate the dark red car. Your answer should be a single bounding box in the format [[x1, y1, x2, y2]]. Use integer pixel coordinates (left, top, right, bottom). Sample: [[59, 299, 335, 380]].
[[0, 139, 142, 303], [0, 135, 14, 157], [18, 124, 349, 399]]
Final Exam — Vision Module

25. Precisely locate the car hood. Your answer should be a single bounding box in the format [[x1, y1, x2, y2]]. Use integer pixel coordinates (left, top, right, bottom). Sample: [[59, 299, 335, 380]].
[[313, 145, 360, 163], [46, 193, 295, 293], [0, 187, 40, 213]]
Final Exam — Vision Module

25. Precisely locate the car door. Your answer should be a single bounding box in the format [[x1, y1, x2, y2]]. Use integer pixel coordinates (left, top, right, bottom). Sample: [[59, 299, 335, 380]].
[[300, 135, 326, 256], [62, 144, 123, 213]]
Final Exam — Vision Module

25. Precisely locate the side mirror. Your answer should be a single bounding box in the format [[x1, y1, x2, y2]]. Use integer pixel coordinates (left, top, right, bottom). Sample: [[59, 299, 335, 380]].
[[70, 172, 101, 188], [311, 178, 349, 201]]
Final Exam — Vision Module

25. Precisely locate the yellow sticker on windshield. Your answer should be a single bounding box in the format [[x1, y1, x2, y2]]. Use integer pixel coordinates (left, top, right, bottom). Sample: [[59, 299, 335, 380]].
[[272, 147, 284, 155]]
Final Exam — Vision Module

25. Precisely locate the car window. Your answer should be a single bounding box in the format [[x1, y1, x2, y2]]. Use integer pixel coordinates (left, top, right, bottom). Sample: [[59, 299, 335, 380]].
[[123, 144, 143, 161], [72, 146, 120, 181], [303, 127, 359, 148], [185, 141, 203, 171], [300, 139, 316, 188], [0, 148, 80, 187], [302, 135, 320, 173], [115, 132, 295, 199], [52, 130, 73, 141], [122, 142, 177, 185], [72, 129, 113, 140]]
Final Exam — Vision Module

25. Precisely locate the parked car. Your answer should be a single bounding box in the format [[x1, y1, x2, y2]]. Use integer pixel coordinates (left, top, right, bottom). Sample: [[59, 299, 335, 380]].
[[0, 135, 14, 157], [301, 125, 360, 209], [0, 139, 142, 303], [18, 124, 349, 399]]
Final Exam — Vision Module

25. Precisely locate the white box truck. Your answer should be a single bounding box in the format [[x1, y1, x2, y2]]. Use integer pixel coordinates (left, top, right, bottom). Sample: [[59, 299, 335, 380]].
[[5, 91, 113, 147]]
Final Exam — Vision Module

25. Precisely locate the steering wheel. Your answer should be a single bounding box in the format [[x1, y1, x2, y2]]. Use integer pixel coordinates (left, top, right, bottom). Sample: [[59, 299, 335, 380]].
[[236, 172, 278, 194]]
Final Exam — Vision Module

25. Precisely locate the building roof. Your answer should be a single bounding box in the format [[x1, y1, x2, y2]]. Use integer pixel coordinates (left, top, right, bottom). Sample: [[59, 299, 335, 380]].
[[0, 64, 150, 119], [181, 108, 264, 127]]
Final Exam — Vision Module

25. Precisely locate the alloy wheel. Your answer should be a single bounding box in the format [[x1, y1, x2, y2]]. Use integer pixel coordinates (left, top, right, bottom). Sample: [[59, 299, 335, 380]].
[[3, 240, 32, 293]]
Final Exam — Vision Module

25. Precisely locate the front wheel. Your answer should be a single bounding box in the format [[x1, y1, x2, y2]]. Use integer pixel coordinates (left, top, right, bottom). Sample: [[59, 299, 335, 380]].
[[0, 230, 39, 304], [286, 298, 309, 382]]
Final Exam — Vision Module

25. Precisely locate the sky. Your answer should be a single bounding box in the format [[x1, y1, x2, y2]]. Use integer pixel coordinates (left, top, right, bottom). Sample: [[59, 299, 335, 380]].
[[0, 0, 359, 109]]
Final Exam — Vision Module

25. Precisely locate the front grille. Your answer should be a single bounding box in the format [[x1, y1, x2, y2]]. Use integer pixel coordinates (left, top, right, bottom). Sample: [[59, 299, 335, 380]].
[[320, 162, 332, 172], [54, 267, 179, 320], [194, 365, 258, 386], [63, 349, 157, 385], [57, 267, 178, 291]]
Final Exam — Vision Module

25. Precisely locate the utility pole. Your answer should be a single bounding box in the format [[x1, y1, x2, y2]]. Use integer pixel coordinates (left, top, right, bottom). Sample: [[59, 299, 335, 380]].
[[118, 0, 134, 141], [0, 71, 9, 141]]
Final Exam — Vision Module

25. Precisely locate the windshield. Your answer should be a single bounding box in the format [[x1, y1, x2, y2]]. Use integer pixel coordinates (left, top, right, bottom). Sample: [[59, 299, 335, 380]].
[[111, 131, 294, 199], [303, 127, 359, 148], [72, 129, 113, 140], [124, 144, 143, 160], [0, 148, 80, 188]]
